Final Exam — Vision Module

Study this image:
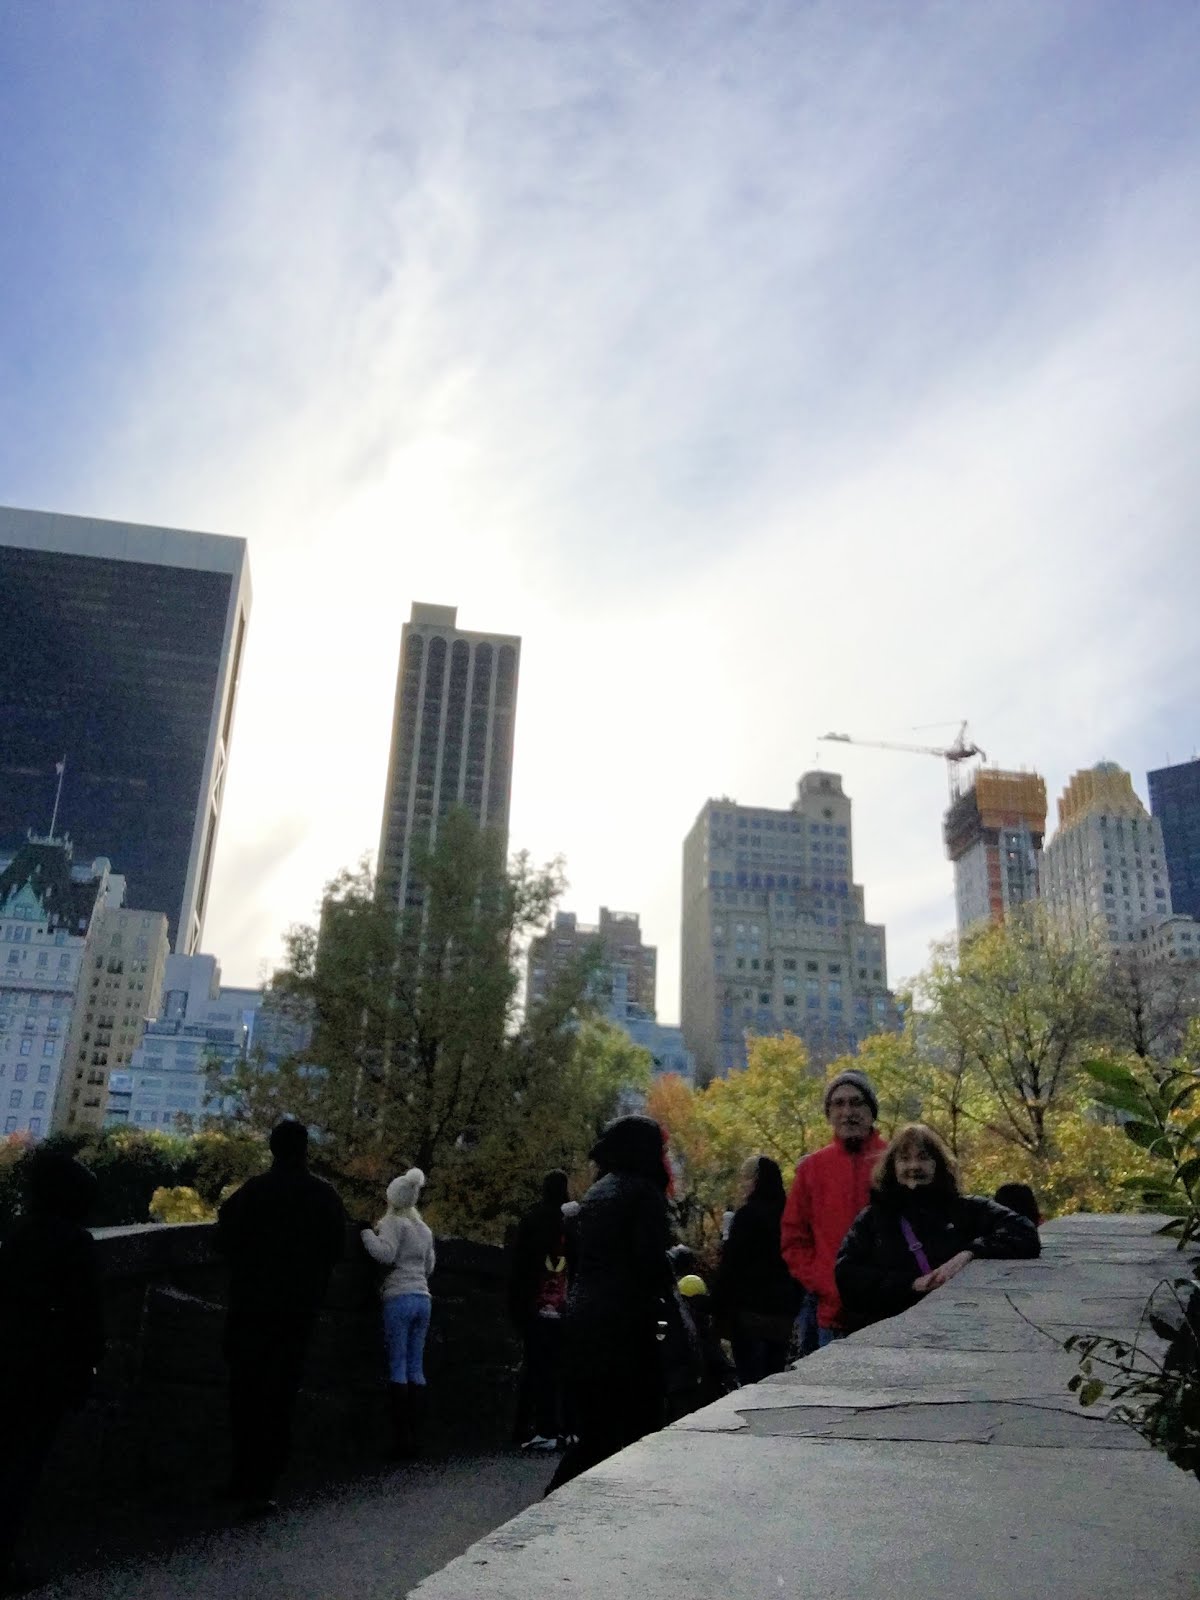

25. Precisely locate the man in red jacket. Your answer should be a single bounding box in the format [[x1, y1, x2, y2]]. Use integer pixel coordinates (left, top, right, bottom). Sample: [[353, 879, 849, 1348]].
[[781, 1070, 885, 1347]]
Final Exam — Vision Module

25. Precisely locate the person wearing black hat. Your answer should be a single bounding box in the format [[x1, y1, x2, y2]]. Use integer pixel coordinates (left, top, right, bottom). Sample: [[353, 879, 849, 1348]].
[[216, 1119, 345, 1515], [781, 1069, 886, 1348], [544, 1115, 674, 1494], [0, 1149, 104, 1593]]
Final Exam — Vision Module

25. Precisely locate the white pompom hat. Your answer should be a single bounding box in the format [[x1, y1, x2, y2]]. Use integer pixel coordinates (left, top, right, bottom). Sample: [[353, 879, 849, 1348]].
[[386, 1168, 426, 1210]]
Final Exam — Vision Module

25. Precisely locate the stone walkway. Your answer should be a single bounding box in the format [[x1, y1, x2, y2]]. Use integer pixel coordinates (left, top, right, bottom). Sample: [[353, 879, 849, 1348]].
[[412, 1215, 1199, 1600], [25, 1452, 549, 1600]]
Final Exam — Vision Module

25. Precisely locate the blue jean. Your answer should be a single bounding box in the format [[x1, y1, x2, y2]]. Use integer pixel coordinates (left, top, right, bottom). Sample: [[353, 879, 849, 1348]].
[[383, 1293, 431, 1384], [818, 1325, 846, 1349]]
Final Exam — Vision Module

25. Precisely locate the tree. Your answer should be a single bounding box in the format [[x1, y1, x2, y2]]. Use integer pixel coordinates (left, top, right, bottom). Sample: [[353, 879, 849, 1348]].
[[917, 910, 1108, 1160], [208, 811, 649, 1238]]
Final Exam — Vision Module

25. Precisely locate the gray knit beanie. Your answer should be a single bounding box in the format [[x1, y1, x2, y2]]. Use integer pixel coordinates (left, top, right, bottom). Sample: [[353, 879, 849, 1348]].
[[823, 1069, 878, 1119]]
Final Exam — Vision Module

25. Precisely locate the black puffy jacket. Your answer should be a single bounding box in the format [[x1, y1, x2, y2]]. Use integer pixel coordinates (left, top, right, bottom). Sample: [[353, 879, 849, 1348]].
[[561, 1117, 673, 1377], [835, 1192, 1039, 1331]]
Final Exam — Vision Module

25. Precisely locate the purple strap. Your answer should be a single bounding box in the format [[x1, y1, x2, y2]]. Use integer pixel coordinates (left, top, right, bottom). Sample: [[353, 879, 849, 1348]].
[[899, 1217, 932, 1278]]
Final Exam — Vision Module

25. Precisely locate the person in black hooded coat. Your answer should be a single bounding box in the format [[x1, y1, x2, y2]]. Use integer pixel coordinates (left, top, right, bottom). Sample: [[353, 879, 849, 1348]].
[[835, 1122, 1040, 1332], [544, 1115, 674, 1494]]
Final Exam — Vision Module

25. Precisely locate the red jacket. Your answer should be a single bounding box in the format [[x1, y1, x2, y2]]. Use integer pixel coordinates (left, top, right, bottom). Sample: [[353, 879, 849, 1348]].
[[781, 1134, 886, 1330]]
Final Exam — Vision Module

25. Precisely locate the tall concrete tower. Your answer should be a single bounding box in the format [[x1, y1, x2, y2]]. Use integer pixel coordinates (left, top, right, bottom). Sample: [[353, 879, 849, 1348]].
[[377, 603, 520, 911], [943, 770, 1047, 934]]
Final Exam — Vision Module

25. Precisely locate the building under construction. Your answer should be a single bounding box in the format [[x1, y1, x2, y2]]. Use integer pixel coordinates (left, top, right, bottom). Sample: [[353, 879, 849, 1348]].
[[943, 769, 1047, 934]]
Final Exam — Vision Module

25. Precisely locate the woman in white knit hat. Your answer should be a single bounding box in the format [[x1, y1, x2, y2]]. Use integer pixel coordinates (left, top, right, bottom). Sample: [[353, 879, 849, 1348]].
[[361, 1168, 436, 1455]]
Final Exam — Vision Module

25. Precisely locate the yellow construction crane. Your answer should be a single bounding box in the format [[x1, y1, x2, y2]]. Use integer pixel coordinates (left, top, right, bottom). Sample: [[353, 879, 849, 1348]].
[[819, 720, 985, 799]]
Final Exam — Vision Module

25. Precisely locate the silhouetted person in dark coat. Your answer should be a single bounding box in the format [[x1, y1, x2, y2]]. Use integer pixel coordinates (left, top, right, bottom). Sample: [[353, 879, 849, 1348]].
[[216, 1119, 345, 1513], [509, 1169, 572, 1449], [0, 1149, 104, 1593], [545, 1115, 674, 1495]]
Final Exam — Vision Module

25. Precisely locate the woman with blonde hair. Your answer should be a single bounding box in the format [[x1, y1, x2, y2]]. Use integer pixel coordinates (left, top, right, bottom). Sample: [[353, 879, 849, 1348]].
[[834, 1123, 1039, 1333], [361, 1168, 436, 1455]]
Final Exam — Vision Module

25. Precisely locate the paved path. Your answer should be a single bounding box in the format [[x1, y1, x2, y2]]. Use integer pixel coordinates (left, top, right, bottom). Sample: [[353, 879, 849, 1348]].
[[26, 1452, 549, 1600], [413, 1215, 1199, 1600]]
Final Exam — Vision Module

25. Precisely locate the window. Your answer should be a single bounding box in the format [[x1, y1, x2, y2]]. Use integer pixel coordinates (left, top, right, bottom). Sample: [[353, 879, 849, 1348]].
[[42, 1040, 55, 1057], [32, 1092, 45, 1110], [37, 1064, 50, 1083], [8, 1091, 20, 1109], [29, 1117, 41, 1135], [19, 1040, 30, 1057], [4, 1118, 14, 1134]]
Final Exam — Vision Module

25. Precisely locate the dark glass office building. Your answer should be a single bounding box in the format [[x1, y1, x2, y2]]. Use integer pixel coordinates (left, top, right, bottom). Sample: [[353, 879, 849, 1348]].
[[0, 507, 251, 952], [378, 602, 520, 910], [1149, 758, 1200, 923]]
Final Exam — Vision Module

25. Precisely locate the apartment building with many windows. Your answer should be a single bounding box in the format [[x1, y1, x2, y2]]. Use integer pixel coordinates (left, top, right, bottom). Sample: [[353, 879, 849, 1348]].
[[0, 836, 165, 1137], [681, 772, 894, 1083], [1040, 763, 1172, 948]]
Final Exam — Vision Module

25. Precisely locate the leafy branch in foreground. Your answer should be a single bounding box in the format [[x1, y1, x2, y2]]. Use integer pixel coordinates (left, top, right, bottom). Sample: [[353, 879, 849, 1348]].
[[1063, 1271, 1200, 1483], [1082, 1033, 1200, 1247]]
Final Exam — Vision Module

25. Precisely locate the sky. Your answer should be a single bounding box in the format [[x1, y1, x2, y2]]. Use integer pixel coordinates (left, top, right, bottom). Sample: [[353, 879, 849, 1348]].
[[2, 1, 1199, 1018]]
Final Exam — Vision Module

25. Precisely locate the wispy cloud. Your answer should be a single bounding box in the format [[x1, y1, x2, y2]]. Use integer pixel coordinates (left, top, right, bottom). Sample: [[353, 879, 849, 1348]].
[[17, 0, 1199, 1006]]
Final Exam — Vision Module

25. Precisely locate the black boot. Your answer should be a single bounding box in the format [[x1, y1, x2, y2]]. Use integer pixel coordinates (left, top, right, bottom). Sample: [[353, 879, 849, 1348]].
[[407, 1382, 428, 1455], [388, 1383, 412, 1458]]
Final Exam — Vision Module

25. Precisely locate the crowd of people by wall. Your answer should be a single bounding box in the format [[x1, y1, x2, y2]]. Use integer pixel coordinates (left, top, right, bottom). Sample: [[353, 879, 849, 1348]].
[[0, 1069, 1042, 1592], [509, 1066, 1041, 1496]]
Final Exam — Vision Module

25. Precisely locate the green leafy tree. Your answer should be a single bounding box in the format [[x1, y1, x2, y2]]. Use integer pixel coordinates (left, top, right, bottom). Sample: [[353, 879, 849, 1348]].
[[208, 811, 647, 1237], [916, 910, 1108, 1160]]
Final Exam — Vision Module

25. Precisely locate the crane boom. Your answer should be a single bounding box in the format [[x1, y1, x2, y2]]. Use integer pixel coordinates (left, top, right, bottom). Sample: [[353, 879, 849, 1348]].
[[817, 723, 986, 799], [822, 732, 960, 759]]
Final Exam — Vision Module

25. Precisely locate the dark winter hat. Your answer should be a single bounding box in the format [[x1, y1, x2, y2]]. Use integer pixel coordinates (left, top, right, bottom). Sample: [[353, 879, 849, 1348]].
[[589, 1114, 669, 1187], [541, 1170, 570, 1207], [823, 1070, 878, 1120]]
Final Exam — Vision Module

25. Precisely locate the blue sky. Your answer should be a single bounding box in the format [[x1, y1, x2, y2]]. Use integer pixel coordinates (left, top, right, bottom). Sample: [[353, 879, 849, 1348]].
[[3, 1, 1200, 1013]]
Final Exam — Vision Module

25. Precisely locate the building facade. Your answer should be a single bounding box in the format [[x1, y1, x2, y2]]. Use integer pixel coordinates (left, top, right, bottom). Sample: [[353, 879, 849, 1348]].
[[106, 954, 262, 1131], [1140, 913, 1200, 966], [55, 903, 169, 1133], [681, 772, 893, 1083], [0, 505, 251, 953], [943, 769, 1047, 934], [377, 603, 520, 913], [1148, 759, 1200, 924], [1040, 763, 1172, 948], [526, 907, 657, 1015], [603, 968, 695, 1082], [0, 837, 157, 1138]]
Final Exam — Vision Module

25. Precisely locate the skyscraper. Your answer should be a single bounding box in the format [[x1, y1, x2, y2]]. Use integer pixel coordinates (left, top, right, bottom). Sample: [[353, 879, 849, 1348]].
[[0, 506, 251, 953], [1148, 758, 1200, 923], [377, 603, 520, 911], [1040, 763, 1171, 947], [943, 769, 1047, 934], [681, 772, 894, 1083]]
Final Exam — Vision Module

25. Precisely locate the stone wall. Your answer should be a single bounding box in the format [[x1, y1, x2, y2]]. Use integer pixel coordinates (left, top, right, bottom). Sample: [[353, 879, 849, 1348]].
[[27, 1222, 520, 1565]]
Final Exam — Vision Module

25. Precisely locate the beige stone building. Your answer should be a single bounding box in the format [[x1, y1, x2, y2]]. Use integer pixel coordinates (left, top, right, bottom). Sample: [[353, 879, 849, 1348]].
[[56, 905, 168, 1133], [681, 772, 894, 1084]]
